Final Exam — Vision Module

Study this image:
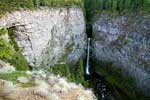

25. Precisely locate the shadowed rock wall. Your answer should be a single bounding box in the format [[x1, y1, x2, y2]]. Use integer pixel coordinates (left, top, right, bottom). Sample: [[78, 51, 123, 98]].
[[93, 14, 150, 96]]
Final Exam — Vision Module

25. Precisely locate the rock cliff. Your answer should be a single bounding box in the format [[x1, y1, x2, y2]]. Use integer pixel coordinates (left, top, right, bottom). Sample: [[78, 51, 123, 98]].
[[93, 14, 150, 96], [0, 7, 86, 69]]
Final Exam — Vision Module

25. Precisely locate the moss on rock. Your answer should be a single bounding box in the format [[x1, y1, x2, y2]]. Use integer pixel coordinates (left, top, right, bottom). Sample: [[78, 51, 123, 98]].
[[93, 62, 147, 100]]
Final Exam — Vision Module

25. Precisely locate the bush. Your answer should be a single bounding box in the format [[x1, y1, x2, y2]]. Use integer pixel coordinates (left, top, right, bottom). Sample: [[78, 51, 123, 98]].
[[3, 27, 30, 71], [40, 0, 83, 7], [0, 71, 34, 88], [0, 0, 83, 18], [93, 62, 146, 100], [51, 59, 89, 87], [74, 59, 89, 86], [7, 51, 29, 71], [0, 28, 8, 35], [0, 28, 29, 71], [0, 71, 30, 83], [0, 39, 14, 60], [51, 64, 72, 80], [84, 0, 150, 22]]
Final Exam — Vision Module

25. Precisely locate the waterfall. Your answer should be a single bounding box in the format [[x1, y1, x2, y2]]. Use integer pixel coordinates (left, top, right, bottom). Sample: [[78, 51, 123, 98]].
[[86, 38, 91, 75]]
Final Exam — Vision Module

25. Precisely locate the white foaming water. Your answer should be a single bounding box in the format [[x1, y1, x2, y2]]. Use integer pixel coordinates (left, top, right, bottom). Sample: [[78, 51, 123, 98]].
[[86, 38, 91, 75]]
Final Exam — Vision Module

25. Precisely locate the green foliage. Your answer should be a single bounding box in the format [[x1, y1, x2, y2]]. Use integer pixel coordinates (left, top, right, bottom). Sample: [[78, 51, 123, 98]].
[[75, 59, 84, 83], [93, 62, 147, 100], [7, 27, 29, 71], [0, 71, 30, 83], [143, 0, 150, 13], [38, 0, 83, 7], [106, 76, 136, 100], [0, 41, 29, 71], [84, 0, 150, 22], [51, 64, 72, 80], [0, 0, 83, 18], [7, 51, 29, 71], [51, 59, 89, 87], [75, 59, 89, 86], [0, 39, 14, 59], [0, 27, 29, 71], [0, 71, 34, 88], [0, 28, 8, 36], [20, 80, 35, 88], [0, 0, 34, 18]]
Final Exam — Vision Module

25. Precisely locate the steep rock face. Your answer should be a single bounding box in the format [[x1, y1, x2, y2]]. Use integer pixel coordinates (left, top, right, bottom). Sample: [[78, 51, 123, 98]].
[[93, 14, 150, 96], [0, 8, 86, 69]]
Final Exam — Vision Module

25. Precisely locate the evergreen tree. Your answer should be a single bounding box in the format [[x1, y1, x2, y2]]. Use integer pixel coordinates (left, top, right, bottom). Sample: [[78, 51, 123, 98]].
[[33, 0, 37, 7], [102, 0, 106, 10], [110, 0, 113, 10], [116, 0, 121, 11], [75, 59, 85, 84]]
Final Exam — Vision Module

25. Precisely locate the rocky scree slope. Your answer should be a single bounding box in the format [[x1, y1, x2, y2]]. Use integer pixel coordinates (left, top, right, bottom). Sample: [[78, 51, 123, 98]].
[[0, 60, 96, 100]]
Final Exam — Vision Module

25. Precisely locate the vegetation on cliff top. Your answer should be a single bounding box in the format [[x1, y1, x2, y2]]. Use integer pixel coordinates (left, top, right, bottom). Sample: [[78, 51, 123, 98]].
[[1, 0, 150, 21], [0, 0, 83, 18], [84, 0, 150, 22]]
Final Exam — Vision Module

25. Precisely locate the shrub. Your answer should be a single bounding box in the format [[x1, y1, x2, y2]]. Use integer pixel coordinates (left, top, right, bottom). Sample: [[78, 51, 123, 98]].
[[51, 64, 72, 80], [0, 71, 34, 88], [84, 0, 150, 22], [0, 0, 83, 18], [7, 51, 29, 71], [74, 59, 89, 86], [0, 71, 30, 83], [0, 28, 8, 35], [4, 27, 30, 71], [0, 39, 14, 59], [51, 59, 89, 87]]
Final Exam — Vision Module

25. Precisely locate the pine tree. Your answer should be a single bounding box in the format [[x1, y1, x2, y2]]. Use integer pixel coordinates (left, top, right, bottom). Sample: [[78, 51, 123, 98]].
[[75, 59, 85, 84], [116, 0, 121, 11], [33, 0, 38, 7], [64, 64, 72, 80]]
